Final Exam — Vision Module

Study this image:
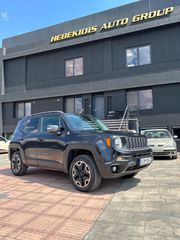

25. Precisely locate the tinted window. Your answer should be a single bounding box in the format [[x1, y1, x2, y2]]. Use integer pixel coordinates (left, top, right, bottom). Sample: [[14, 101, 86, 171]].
[[126, 45, 151, 67], [144, 130, 171, 138], [15, 102, 31, 118], [65, 57, 83, 77], [0, 137, 6, 142], [65, 114, 108, 131], [127, 89, 153, 110], [25, 117, 39, 133], [41, 115, 60, 133]]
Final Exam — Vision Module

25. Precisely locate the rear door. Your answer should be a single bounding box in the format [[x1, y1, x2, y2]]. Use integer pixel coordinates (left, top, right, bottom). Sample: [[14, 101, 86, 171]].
[[36, 114, 67, 170]]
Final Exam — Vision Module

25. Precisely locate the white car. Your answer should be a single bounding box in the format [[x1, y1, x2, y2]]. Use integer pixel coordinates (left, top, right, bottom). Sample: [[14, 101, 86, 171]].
[[0, 136, 10, 153], [143, 129, 177, 159]]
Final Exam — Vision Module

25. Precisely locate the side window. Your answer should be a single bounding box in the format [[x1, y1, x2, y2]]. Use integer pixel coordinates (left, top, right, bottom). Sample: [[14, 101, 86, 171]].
[[41, 115, 60, 133], [0, 137, 6, 142], [25, 117, 39, 133]]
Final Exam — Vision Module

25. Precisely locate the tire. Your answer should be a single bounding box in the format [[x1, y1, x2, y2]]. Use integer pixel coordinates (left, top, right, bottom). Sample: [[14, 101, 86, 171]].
[[10, 151, 28, 176], [123, 172, 138, 178], [69, 155, 101, 192]]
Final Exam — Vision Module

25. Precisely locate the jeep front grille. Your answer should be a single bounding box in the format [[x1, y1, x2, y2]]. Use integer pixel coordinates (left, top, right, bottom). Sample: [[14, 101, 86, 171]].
[[126, 136, 148, 150]]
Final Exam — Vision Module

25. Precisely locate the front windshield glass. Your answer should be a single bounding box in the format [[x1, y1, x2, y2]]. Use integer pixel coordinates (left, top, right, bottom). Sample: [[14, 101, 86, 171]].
[[143, 130, 171, 139], [65, 114, 108, 131]]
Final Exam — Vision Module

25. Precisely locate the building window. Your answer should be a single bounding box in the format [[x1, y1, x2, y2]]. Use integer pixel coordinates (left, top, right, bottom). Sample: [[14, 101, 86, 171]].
[[65, 96, 83, 113], [126, 45, 151, 67], [127, 89, 153, 110], [65, 57, 83, 77], [15, 102, 31, 118], [107, 96, 112, 114], [75, 97, 83, 113]]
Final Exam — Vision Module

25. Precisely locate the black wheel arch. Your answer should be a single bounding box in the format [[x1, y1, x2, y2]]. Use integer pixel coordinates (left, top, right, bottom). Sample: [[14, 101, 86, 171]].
[[9, 143, 26, 164], [64, 144, 99, 173]]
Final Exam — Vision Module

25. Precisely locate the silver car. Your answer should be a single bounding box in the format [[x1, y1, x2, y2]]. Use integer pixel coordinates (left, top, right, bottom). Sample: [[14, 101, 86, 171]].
[[0, 136, 10, 153], [142, 129, 177, 159]]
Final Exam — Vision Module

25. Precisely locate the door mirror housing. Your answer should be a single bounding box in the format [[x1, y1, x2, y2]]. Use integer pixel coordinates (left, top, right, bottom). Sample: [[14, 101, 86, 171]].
[[47, 125, 59, 133]]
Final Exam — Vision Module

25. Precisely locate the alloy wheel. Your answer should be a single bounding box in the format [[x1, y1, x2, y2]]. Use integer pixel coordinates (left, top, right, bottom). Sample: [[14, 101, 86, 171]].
[[11, 154, 21, 173], [72, 161, 91, 188]]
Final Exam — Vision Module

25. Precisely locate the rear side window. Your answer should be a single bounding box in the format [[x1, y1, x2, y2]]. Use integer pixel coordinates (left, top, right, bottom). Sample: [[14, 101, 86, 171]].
[[0, 137, 6, 142], [41, 115, 60, 133], [25, 117, 39, 133]]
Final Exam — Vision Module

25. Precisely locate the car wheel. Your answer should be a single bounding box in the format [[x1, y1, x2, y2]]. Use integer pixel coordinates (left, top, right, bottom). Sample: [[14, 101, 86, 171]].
[[10, 151, 27, 176], [69, 155, 101, 192], [123, 172, 138, 178]]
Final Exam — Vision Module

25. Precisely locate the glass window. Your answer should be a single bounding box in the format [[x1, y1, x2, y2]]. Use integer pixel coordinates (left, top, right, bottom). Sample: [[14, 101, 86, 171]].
[[127, 91, 138, 107], [126, 45, 151, 67], [74, 58, 83, 76], [16, 103, 24, 118], [139, 46, 151, 65], [0, 137, 6, 142], [65, 57, 83, 77], [75, 97, 83, 113], [65, 114, 108, 131], [126, 48, 138, 67], [139, 90, 153, 110], [25, 117, 39, 133], [84, 98, 89, 114], [127, 89, 153, 110], [65, 96, 83, 113], [66, 97, 74, 113], [41, 115, 60, 133], [25, 102, 31, 117], [144, 130, 171, 139], [65, 59, 74, 77], [15, 102, 31, 118]]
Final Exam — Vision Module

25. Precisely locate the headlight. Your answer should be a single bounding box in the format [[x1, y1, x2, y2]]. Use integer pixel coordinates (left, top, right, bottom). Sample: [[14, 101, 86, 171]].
[[114, 137, 123, 150]]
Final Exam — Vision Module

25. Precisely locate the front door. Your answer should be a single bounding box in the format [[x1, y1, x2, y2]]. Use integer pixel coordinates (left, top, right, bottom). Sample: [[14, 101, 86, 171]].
[[93, 95, 105, 120], [36, 114, 66, 170], [22, 116, 40, 166]]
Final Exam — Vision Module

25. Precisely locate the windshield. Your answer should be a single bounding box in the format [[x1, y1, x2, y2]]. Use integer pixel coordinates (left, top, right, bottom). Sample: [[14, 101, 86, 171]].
[[143, 130, 171, 139], [65, 114, 108, 131]]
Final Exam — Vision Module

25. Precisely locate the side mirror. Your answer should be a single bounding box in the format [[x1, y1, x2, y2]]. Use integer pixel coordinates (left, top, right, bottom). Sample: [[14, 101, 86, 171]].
[[47, 125, 59, 133], [174, 135, 178, 139]]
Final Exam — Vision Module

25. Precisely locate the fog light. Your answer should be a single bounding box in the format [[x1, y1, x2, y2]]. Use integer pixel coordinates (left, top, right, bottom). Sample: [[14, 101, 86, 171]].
[[111, 166, 117, 173]]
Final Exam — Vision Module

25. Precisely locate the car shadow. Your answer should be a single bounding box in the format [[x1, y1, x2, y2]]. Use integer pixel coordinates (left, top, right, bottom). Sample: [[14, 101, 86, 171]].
[[0, 167, 141, 195], [153, 156, 177, 161]]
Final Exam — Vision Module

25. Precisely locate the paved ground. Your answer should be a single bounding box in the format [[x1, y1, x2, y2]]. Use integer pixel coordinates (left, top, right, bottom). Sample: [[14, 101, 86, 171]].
[[0, 154, 180, 240]]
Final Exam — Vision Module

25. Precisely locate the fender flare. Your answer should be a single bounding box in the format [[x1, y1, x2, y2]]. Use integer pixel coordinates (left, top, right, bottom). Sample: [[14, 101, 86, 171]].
[[9, 143, 26, 164], [64, 144, 100, 173]]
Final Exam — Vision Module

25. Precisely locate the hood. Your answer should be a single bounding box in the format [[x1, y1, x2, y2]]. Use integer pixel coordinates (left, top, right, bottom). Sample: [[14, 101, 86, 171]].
[[78, 130, 139, 138]]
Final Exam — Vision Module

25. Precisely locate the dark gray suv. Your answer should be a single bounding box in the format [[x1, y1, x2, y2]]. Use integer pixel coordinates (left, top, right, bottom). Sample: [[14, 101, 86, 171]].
[[9, 111, 153, 192]]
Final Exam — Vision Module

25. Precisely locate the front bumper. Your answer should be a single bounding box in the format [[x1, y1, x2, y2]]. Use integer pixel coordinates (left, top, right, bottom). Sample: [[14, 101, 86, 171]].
[[152, 148, 177, 157], [96, 151, 153, 179]]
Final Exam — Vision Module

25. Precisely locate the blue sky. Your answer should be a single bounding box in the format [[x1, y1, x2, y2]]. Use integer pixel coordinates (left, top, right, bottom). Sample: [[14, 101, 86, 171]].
[[0, 0, 137, 47]]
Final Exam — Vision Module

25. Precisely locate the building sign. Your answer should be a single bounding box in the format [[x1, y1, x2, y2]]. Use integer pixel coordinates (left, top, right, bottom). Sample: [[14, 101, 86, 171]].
[[50, 7, 173, 43]]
